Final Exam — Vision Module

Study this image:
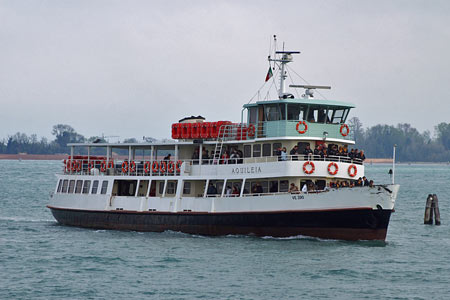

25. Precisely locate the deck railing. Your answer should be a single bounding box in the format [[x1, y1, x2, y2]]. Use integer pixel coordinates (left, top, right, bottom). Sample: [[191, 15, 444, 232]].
[[61, 154, 363, 176]]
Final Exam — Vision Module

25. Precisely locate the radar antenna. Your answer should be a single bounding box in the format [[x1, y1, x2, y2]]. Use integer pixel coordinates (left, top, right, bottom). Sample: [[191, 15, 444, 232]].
[[289, 84, 331, 99]]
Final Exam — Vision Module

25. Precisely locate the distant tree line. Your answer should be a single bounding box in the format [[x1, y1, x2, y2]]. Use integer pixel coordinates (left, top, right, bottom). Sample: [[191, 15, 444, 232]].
[[348, 117, 450, 162], [0, 124, 148, 155], [1, 121, 450, 162]]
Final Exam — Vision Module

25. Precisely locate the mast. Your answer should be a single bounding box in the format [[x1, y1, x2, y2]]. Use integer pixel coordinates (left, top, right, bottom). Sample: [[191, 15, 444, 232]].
[[268, 43, 299, 99]]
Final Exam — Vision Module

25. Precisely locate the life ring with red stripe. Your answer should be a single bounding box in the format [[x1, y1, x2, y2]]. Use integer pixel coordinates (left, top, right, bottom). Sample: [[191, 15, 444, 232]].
[[152, 161, 159, 173], [296, 121, 308, 134], [160, 161, 167, 173], [340, 124, 350, 137], [108, 160, 114, 170], [129, 161, 136, 173], [88, 161, 95, 170], [303, 161, 315, 174], [167, 161, 175, 173], [122, 161, 128, 173], [247, 124, 256, 137], [327, 162, 338, 175], [176, 160, 183, 172], [348, 164, 357, 177], [144, 161, 151, 174], [100, 160, 107, 172], [75, 160, 82, 172]]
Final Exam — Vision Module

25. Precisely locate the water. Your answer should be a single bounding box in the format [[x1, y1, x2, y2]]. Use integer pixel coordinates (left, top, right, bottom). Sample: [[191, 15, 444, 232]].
[[1, 160, 450, 299]]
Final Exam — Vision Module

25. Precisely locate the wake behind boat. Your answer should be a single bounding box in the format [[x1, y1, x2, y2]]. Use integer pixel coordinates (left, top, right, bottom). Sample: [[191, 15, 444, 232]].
[[48, 39, 399, 241]]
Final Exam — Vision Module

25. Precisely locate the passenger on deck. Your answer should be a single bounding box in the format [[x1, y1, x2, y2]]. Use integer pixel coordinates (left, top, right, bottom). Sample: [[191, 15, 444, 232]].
[[281, 147, 288, 161], [192, 148, 199, 164], [289, 183, 299, 193], [202, 149, 209, 165], [236, 149, 243, 164], [252, 182, 263, 194], [314, 145, 320, 156], [207, 182, 217, 195], [290, 145, 299, 161], [220, 151, 229, 164], [301, 183, 308, 193], [225, 185, 232, 196], [359, 150, 366, 161], [230, 149, 239, 164], [369, 180, 374, 187], [276, 147, 282, 161], [303, 144, 313, 160], [363, 176, 369, 186], [164, 154, 171, 161], [232, 185, 240, 196]]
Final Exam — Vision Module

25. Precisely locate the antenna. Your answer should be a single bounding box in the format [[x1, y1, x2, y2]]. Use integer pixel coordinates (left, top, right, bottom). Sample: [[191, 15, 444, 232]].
[[269, 49, 300, 99]]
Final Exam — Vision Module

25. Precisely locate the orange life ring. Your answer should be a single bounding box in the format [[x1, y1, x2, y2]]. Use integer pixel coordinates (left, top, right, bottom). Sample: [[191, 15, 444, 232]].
[[160, 161, 167, 173], [88, 161, 95, 170], [167, 161, 175, 173], [296, 121, 308, 134], [108, 160, 114, 169], [152, 161, 159, 173], [75, 160, 82, 172], [70, 160, 77, 172], [100, 160, 107, 172], [327, 162, 338, 175], [65, 160, 71, 172], [176, 160, 183, 172], [247, 124, 256, 137], [348, 164, 357, 177], [129, 161, 136, 173], [144, 161, 151, 173], [122, 161, 128, 173], [303, 161, 315, 174], [340, 124, 349, 137]]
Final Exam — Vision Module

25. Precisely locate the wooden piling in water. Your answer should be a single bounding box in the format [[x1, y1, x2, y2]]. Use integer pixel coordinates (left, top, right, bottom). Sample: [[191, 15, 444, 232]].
[[433, 194, 441, 225], [424, 194, 434, 225]]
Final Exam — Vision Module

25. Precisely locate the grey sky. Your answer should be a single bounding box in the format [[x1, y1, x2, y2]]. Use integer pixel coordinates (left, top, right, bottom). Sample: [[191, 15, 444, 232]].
[[1, 0, 449, 141]]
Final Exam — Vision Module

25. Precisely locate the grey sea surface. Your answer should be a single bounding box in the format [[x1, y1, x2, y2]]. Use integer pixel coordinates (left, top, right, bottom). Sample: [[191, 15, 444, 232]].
[[1, 160, 450, 299]]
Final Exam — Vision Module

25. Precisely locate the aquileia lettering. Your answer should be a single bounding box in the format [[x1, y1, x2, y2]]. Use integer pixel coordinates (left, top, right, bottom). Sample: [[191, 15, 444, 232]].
[[231, 166, 262, 174]]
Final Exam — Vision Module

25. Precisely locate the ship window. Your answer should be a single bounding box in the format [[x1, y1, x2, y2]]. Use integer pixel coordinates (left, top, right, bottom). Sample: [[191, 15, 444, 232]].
[[91, 180, 99, 194], [244, 145, 251, 158], [114, 180, 137, 196], [167, 181, 177, 195], [253, 144, 261, 157], [183, 182, 191, 195], [249, 107, 257, 124], [100, 181, 108, 194], [82, 180, 91, 194], [269, 181, 278, 193], [264, 104, 281, 121], [272, 143, 282, 156], [57, 180, 63, 193], [262, 143, 271, 156], [317, 108, 327, 123], [75, 180, 83, 194], [68, 180, 75, 193], [159, 182, 164, 195], [331, 109, 345, 124], [279, 103, 286, 120], [342, 109, 350, 123], [280, 180, 289, 192], [62, 179, 69, 193], [287, 104, 306, 121], [316, 180, 326, 190]]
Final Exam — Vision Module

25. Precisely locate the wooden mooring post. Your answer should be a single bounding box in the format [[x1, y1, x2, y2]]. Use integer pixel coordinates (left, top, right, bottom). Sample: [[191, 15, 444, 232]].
[[424, 194, 441, 225]]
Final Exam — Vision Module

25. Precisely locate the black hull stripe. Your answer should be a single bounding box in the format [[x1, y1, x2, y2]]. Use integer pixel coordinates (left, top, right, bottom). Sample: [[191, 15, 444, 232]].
[[48, 207, 392, 241]]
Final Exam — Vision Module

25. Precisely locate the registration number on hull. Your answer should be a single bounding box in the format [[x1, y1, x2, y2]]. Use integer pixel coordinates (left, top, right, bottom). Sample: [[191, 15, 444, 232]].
[[291, 195, 305, 200]]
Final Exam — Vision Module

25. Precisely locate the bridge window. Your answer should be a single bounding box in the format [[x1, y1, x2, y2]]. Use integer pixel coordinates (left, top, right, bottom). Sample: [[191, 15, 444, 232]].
[[264, 104, 285, 121], [249, 107, 257, 124], [287, 104, 306, 120]]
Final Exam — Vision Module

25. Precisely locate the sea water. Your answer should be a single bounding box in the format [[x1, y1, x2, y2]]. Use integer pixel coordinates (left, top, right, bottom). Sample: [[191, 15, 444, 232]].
[[1, 160, 450, 299]]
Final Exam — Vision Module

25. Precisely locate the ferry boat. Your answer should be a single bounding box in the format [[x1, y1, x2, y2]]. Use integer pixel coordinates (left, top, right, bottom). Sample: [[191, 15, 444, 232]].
[[48, 42, 399, 241]]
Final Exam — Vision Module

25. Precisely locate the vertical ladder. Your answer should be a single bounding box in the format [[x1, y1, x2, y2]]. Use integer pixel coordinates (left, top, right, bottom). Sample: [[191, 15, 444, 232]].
[[213, 124, 232, 164]]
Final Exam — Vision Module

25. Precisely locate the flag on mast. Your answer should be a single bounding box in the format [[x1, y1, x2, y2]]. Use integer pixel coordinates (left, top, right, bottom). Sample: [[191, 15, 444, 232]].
[[265, 67, 273, 82]]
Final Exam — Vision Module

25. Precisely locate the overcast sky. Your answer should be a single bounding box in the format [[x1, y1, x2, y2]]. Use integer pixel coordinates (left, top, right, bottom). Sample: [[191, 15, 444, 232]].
[[1, 0, 449, 141]]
